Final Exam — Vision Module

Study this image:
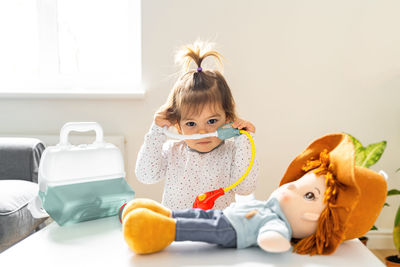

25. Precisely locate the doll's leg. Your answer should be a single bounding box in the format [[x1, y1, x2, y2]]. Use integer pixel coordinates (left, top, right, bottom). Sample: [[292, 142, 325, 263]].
[[172, 208, 223, 219], [123, 208, 236, 254], [175, 210, 237, 248]]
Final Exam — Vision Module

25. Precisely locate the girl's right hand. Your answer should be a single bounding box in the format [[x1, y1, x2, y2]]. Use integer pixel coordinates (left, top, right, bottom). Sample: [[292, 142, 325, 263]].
[[154, 110, 172, 128], [231, 119, 256, 133]]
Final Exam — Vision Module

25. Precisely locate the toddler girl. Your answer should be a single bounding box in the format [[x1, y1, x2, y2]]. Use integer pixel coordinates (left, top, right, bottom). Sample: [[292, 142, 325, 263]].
[[135, 41, 259, 210]]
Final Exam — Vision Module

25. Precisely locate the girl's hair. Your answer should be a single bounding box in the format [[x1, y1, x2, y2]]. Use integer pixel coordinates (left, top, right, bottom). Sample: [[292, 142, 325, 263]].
[[292, 150, 344, 255], [160, 41, 237, 124]]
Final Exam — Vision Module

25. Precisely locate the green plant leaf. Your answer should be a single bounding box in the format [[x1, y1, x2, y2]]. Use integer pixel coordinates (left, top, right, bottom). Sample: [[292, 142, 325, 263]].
[[388, 189, 400, 197], [346, 134, 387, 168], [355, 154, 367, 167], [395, 206, 400, 227], [346, 134, 363, 151], [359, 141, 387, 168], [346, 134, 367, 166], [394, 206, 400, 251], [371, 225, 378, 231]]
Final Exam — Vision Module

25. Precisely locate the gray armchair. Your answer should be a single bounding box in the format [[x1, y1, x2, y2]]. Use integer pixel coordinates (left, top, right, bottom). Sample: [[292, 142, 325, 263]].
[[0, 138, 49, 252]]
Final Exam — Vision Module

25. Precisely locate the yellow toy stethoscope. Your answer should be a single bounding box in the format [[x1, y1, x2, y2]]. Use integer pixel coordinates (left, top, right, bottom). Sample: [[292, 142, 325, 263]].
[[163, 123, 255, 210]]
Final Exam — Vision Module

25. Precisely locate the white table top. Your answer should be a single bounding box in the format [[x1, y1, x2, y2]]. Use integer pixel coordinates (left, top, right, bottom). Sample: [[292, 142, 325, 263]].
[[0, 216, 384, 267]]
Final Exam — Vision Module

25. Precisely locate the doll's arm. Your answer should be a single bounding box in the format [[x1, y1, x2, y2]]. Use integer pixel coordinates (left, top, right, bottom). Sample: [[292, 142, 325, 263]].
[[257, 216, 292, 253], [257, 231, 291, 253], [135, 123, 169, 184]]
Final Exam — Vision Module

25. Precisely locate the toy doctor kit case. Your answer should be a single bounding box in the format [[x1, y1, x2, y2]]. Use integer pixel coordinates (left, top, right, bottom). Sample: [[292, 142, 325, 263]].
[[32, 122, 134, 226]]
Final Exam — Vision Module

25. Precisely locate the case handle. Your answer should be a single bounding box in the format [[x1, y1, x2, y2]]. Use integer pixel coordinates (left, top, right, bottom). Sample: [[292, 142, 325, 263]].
[[59, 122, 104, 146]]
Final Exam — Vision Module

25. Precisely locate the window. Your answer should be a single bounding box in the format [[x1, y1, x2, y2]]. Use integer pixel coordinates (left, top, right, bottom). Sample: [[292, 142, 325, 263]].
[[0, 0, 143, 98]]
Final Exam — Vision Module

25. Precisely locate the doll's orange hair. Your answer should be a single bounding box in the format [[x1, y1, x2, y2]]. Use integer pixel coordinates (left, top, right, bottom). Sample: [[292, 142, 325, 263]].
[[292, 150, 345, 255]]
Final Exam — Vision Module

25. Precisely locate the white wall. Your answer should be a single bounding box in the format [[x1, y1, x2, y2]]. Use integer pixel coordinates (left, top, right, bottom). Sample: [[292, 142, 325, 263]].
[[0, 0, 399, 236]]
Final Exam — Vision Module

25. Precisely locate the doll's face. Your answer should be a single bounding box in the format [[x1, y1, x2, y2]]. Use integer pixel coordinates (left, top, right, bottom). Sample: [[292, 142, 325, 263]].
[[275, 172, 327, 239]]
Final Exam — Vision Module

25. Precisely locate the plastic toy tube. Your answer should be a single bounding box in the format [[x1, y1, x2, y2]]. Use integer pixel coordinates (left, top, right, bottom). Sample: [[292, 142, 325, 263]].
[[162, 127, 218, 140], [163, 125, 256, 210], [162, 124, 241, 141], [223, 130, 255, 192]]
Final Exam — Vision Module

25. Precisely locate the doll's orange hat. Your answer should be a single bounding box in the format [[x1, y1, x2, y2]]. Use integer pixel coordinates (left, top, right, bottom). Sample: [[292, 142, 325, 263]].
[[279, 133, 387, 255]]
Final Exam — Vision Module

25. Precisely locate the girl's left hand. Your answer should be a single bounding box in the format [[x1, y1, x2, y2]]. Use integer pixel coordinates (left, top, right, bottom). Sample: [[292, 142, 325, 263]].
[[231, 119, 256, 133]]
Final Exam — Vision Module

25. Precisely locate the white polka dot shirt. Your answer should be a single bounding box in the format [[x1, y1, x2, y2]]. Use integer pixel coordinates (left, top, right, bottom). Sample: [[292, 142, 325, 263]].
[[135, 123, 259, 210]]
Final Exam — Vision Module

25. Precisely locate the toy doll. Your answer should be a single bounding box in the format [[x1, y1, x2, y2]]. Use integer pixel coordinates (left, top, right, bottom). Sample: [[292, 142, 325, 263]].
[[122, 133, 387, 255]]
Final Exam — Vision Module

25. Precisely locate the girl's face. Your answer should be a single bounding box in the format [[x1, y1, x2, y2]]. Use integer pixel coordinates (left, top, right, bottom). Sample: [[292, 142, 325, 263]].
[[177, 102, 229, 153]]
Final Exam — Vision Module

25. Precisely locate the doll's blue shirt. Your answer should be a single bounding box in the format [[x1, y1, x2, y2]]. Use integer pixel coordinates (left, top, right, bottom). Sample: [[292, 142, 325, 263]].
[[223, 197, 292, 249]]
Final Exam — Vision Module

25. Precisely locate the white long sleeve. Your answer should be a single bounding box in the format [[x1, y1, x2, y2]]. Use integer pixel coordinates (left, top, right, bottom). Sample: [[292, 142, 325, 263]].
[[135, 123, 259, 210], [135, 123, 169, 184]]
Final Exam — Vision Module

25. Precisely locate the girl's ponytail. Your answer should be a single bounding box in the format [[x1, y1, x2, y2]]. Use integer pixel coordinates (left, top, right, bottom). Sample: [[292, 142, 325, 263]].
[[175, 41, 223, 73], [175, 41, 223, 91]]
